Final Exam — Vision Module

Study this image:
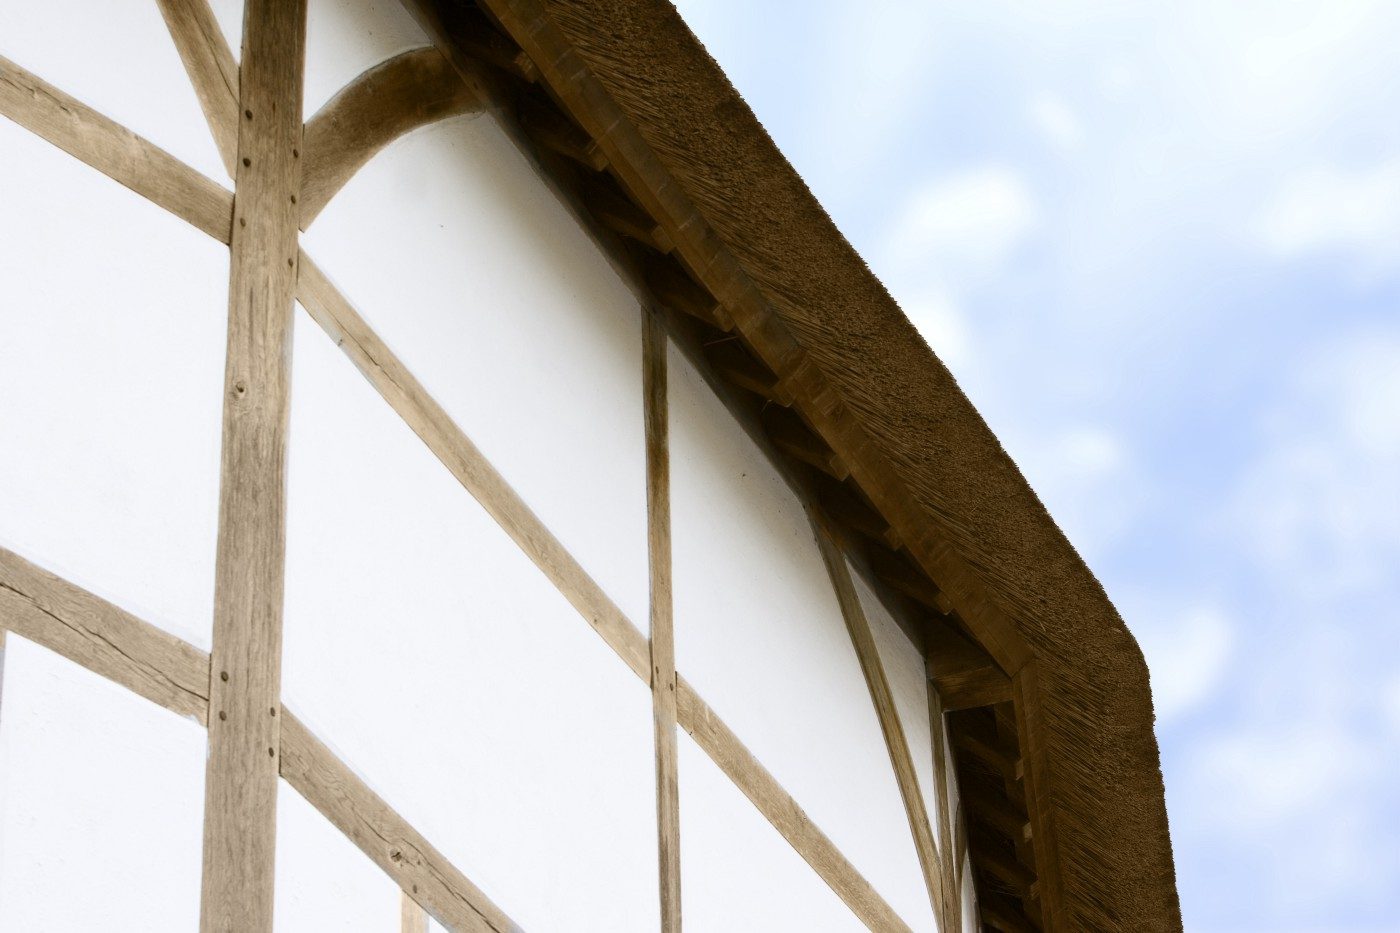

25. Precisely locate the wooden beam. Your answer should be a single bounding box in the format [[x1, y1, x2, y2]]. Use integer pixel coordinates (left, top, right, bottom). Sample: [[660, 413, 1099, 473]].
[[813, 520, 945, 926], [155, 0, 239, 175], [867, 548, 950, 615], [954, 722, 1024, 782], [0, 546, 519, 932], [0, 55, 232, 242], [927, 623, 1013, 711], [815, 480, 900, 549], [704, 339, 790, 404], [517, 91, 607, 171], [926, 688, 962, 933], [642, 257, 733, 332], [401, 891, 428, 933], [300, 47, 481, 226], [762, 406, 848, 481], [200, 3, 307, 929], [959, 779, 1032, 844], [644, 310, 682, 931], [969, 827, 1038, 898]]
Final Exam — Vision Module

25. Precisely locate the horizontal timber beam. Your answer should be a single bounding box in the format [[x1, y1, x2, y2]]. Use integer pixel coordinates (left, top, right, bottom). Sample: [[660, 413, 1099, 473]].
[[0, 546, 518, 933]]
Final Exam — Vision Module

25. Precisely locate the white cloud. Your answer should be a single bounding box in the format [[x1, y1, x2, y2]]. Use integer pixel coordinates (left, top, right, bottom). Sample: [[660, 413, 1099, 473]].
[[1029, 92, 1082, 153], [1256, 159, 1400, 277], [1193, 723, 1373, 831], [901, 289, 974, 374], [1229, 330, 1400, 597], [1139, 605, 1234, 724], [883, 166, 1039, 277]]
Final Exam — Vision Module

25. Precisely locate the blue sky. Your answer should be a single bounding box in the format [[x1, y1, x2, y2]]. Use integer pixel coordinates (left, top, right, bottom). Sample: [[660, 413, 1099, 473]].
[[669, 1, 1400, 929]]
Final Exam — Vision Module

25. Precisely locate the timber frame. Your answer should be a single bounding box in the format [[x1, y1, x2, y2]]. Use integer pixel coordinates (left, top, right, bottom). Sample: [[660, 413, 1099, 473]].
[[0, 1, 1178, 931]]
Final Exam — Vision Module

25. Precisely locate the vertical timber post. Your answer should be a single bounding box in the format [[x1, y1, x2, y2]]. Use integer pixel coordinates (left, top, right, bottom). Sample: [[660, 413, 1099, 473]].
[[644, 308, 682, 930], [199, 2, 307, 930]]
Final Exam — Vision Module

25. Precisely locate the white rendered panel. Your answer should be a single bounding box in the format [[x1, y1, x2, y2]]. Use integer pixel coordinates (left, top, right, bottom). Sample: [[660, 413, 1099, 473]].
[[282, 313, 657, 930], [302, 109, 648, 633], [0, 121, 226, 650], [852, 562, 944, 852], [0, 635, 205, 929], [678, 731, 864, 932], [0, 0, 228, 182], [304, 0, 433, 117], [668, 345, 933, 930], [275, 780, 401, 931]]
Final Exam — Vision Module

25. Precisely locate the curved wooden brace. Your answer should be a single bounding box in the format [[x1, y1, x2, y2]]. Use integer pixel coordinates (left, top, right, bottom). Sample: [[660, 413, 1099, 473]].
[[300, 47, 481, 226]]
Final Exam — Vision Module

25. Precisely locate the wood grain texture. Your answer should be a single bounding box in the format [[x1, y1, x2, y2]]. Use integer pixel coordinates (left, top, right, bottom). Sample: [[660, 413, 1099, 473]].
[[812, 519, 946, 927], [200, 3, 307, 929], [279, 713, 520, 933], [0, 55, 232, 241], [402, 890, 429, 933], [0, 546, 521, 932], [0, 547, 209, 722], [293, 253, 652, 682], [643, 309, 682, 931], [300, 47, 480, 226], [926, 688, 962, 933], [155, 0, 239, 174]]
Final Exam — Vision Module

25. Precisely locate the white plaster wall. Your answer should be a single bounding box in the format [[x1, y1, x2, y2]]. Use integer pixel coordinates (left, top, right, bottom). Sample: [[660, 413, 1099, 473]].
[[275, 781, 401, 931], [0, 120, 226, 651], [281, 313, 658, 930], [677, 731, 865, 931], [668, 345, 935, 931], [0, 636, 206, 929]]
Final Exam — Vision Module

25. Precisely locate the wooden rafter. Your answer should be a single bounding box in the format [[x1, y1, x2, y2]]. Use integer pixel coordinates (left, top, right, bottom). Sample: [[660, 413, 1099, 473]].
[[0, 546, 518, 932], [813, 517, 947, 926], [199, 3, 307, 929], [644, 309, 682, 930]]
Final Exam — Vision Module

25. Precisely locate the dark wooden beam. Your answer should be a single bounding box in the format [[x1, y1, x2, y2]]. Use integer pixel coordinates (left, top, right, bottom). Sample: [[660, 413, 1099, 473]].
[[868, 548, 950, 614], [517, 91, 607, 170], [762, 406, 848, 480], [928, 622, 1013, 711], [960, 779, 1032, 844], [643, 257, 732, 331], [704, 339, 790, 404], [813, 479, 900, 549]]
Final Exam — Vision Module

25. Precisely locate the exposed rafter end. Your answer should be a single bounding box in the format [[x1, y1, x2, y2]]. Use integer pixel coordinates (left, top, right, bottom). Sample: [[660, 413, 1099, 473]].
[[643, 258, 733, 331], [868, 547, 951, 614], [518, 92, 607, 170], [927, 622, 1013, 711], [762, 406, 848, 480]]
